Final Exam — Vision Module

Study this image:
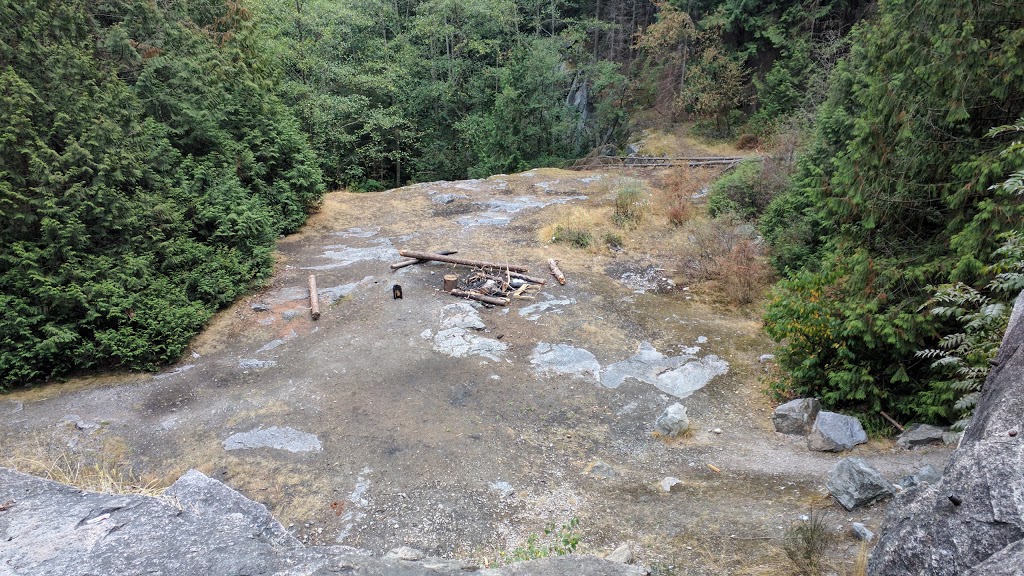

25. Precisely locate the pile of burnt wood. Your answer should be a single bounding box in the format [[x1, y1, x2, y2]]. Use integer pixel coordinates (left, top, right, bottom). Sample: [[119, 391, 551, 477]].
[[390, 250, 566, 306]]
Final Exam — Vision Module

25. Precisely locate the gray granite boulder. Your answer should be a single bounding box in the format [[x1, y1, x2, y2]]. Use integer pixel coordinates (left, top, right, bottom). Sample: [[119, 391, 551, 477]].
[[869, 291, 1024, 576], [654, 403, 689, 437], [827, 457, 895, 510], [0, 467, 644, 576], [772, 398, 820, 435], [895, 423, 947, 449], [807, 411, 868, 451]]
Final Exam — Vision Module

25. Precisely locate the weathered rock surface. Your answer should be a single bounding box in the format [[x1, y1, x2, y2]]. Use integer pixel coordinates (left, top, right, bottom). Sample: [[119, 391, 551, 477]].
[[0, 467, 644, 576], [895, 423, 947, 449], [654, 403, 689, 437], [896, 464, 942, 491], [827, 457, 895, 511], [772, 398, 820, 435], [870, 291, 1024, 576], [807, 411, 868, 452]]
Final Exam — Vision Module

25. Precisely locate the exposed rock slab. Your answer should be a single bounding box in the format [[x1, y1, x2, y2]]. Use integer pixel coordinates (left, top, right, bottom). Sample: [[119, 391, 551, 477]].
[[427, 303, 506, 361], [827, 457, 894, 511], [772, 398, 820, 435], [870, 291, 1024, 576], [223, 426, 322, 452], [600, 341, 727, 399], [0, 468, 643, 576], [530, 343, 601, 381], [807, 411, 867, 452]]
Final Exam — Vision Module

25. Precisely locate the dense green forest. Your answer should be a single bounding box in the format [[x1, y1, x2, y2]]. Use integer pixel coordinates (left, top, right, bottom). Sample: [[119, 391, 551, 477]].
[[1, 0, 1022, 431]]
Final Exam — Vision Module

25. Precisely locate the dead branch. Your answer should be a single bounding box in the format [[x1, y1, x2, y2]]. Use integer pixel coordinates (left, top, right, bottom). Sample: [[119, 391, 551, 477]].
[[398, 250, 529, 272], [450, 289, 510, 306], [507, 271, 547, 285], [390, 250, 458, 270], [548, 259, 566, 285]]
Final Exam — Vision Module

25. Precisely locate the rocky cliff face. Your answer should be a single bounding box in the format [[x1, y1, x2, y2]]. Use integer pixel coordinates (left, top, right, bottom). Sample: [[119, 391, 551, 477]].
[[869, 291, 1024, 575], [0, 467, 644, 576]]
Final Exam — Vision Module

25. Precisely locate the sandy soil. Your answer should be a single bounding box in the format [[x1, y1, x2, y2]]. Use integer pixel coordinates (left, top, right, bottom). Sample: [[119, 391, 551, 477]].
[[0, 166, 950, 575]]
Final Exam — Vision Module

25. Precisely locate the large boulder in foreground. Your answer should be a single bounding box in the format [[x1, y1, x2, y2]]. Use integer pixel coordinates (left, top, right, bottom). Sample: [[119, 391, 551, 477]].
[[0, 467, 644, 576], [772, 398, 820, 435], [807, 411, 868, 451], [827, 457, 895, 511], [870, 291, 1024, 576]]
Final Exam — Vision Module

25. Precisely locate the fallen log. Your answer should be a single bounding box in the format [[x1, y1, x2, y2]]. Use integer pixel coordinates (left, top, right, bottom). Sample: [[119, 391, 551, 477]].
[[390, 250, 458, 270], [450, 289, 510, 306], [548, 259, 566, 285], [507, 271, 547, 285], [308, 275, 320, 320], [398, 250, 529, 272]]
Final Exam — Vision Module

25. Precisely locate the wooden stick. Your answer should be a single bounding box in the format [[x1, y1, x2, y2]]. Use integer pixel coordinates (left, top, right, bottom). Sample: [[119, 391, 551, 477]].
[[308, 275, 320, 320], [880, 410, 905, 432], [548, 259, 566, 285], [450, 289, 510, 306], [390, 250, 458, 270], [507, 271, 547, 285], [398, 250, 529, 272]]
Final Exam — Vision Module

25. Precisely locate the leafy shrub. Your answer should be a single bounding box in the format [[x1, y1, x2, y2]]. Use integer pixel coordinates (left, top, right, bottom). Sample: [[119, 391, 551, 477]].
[[553, 226, 593, 249], [604, 232, 624, 251], [613, 186, 648, 228], [707, 160, 778, 220], [918, 232, 1024, 430], [0, 0, 324, 389]]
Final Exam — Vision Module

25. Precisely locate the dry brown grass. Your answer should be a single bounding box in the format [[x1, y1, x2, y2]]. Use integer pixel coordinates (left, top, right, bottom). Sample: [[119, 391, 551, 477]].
[[850, 541, 870, 576], [4, 432, 170, 498]]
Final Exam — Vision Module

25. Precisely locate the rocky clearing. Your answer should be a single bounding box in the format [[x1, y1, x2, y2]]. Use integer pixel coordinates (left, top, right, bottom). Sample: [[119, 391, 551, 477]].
[[1, 159, 951, 574]]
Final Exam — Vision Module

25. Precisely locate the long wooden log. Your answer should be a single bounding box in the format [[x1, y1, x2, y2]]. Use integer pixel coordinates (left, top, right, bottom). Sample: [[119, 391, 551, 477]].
[[507, 271, 547, 285], [548, 259, 566, 285], [390, 250, 459, 270], [308, 275, 320, 320], [398, 250, 529, 272], [450, 289, 510, 306]]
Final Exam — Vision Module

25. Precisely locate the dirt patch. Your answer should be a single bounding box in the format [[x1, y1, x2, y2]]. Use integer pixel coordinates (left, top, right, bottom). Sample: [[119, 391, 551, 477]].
[[0, 167, 950, 574]]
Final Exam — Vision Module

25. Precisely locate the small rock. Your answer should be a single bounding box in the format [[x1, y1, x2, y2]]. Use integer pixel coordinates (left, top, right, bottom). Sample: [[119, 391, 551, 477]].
[[807, 411, 868, 452], [587, 460, 617, 479], [942, 430, 962, 445], [712, 428, 723, 434], [605, 543, 633, 564], [827, 457, 895, 510], [896, 423, 947, 449], [386, 546, 425, 561], [282, 310, 300, 321], [660, 477, 681, 492], [432, 193, 467, 204], [758, 354, 775, 363], [250, 303, 271, 312], [851, 522, 875, 542], [772, 398, 821, 435], [654, 403, 689, 437]]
